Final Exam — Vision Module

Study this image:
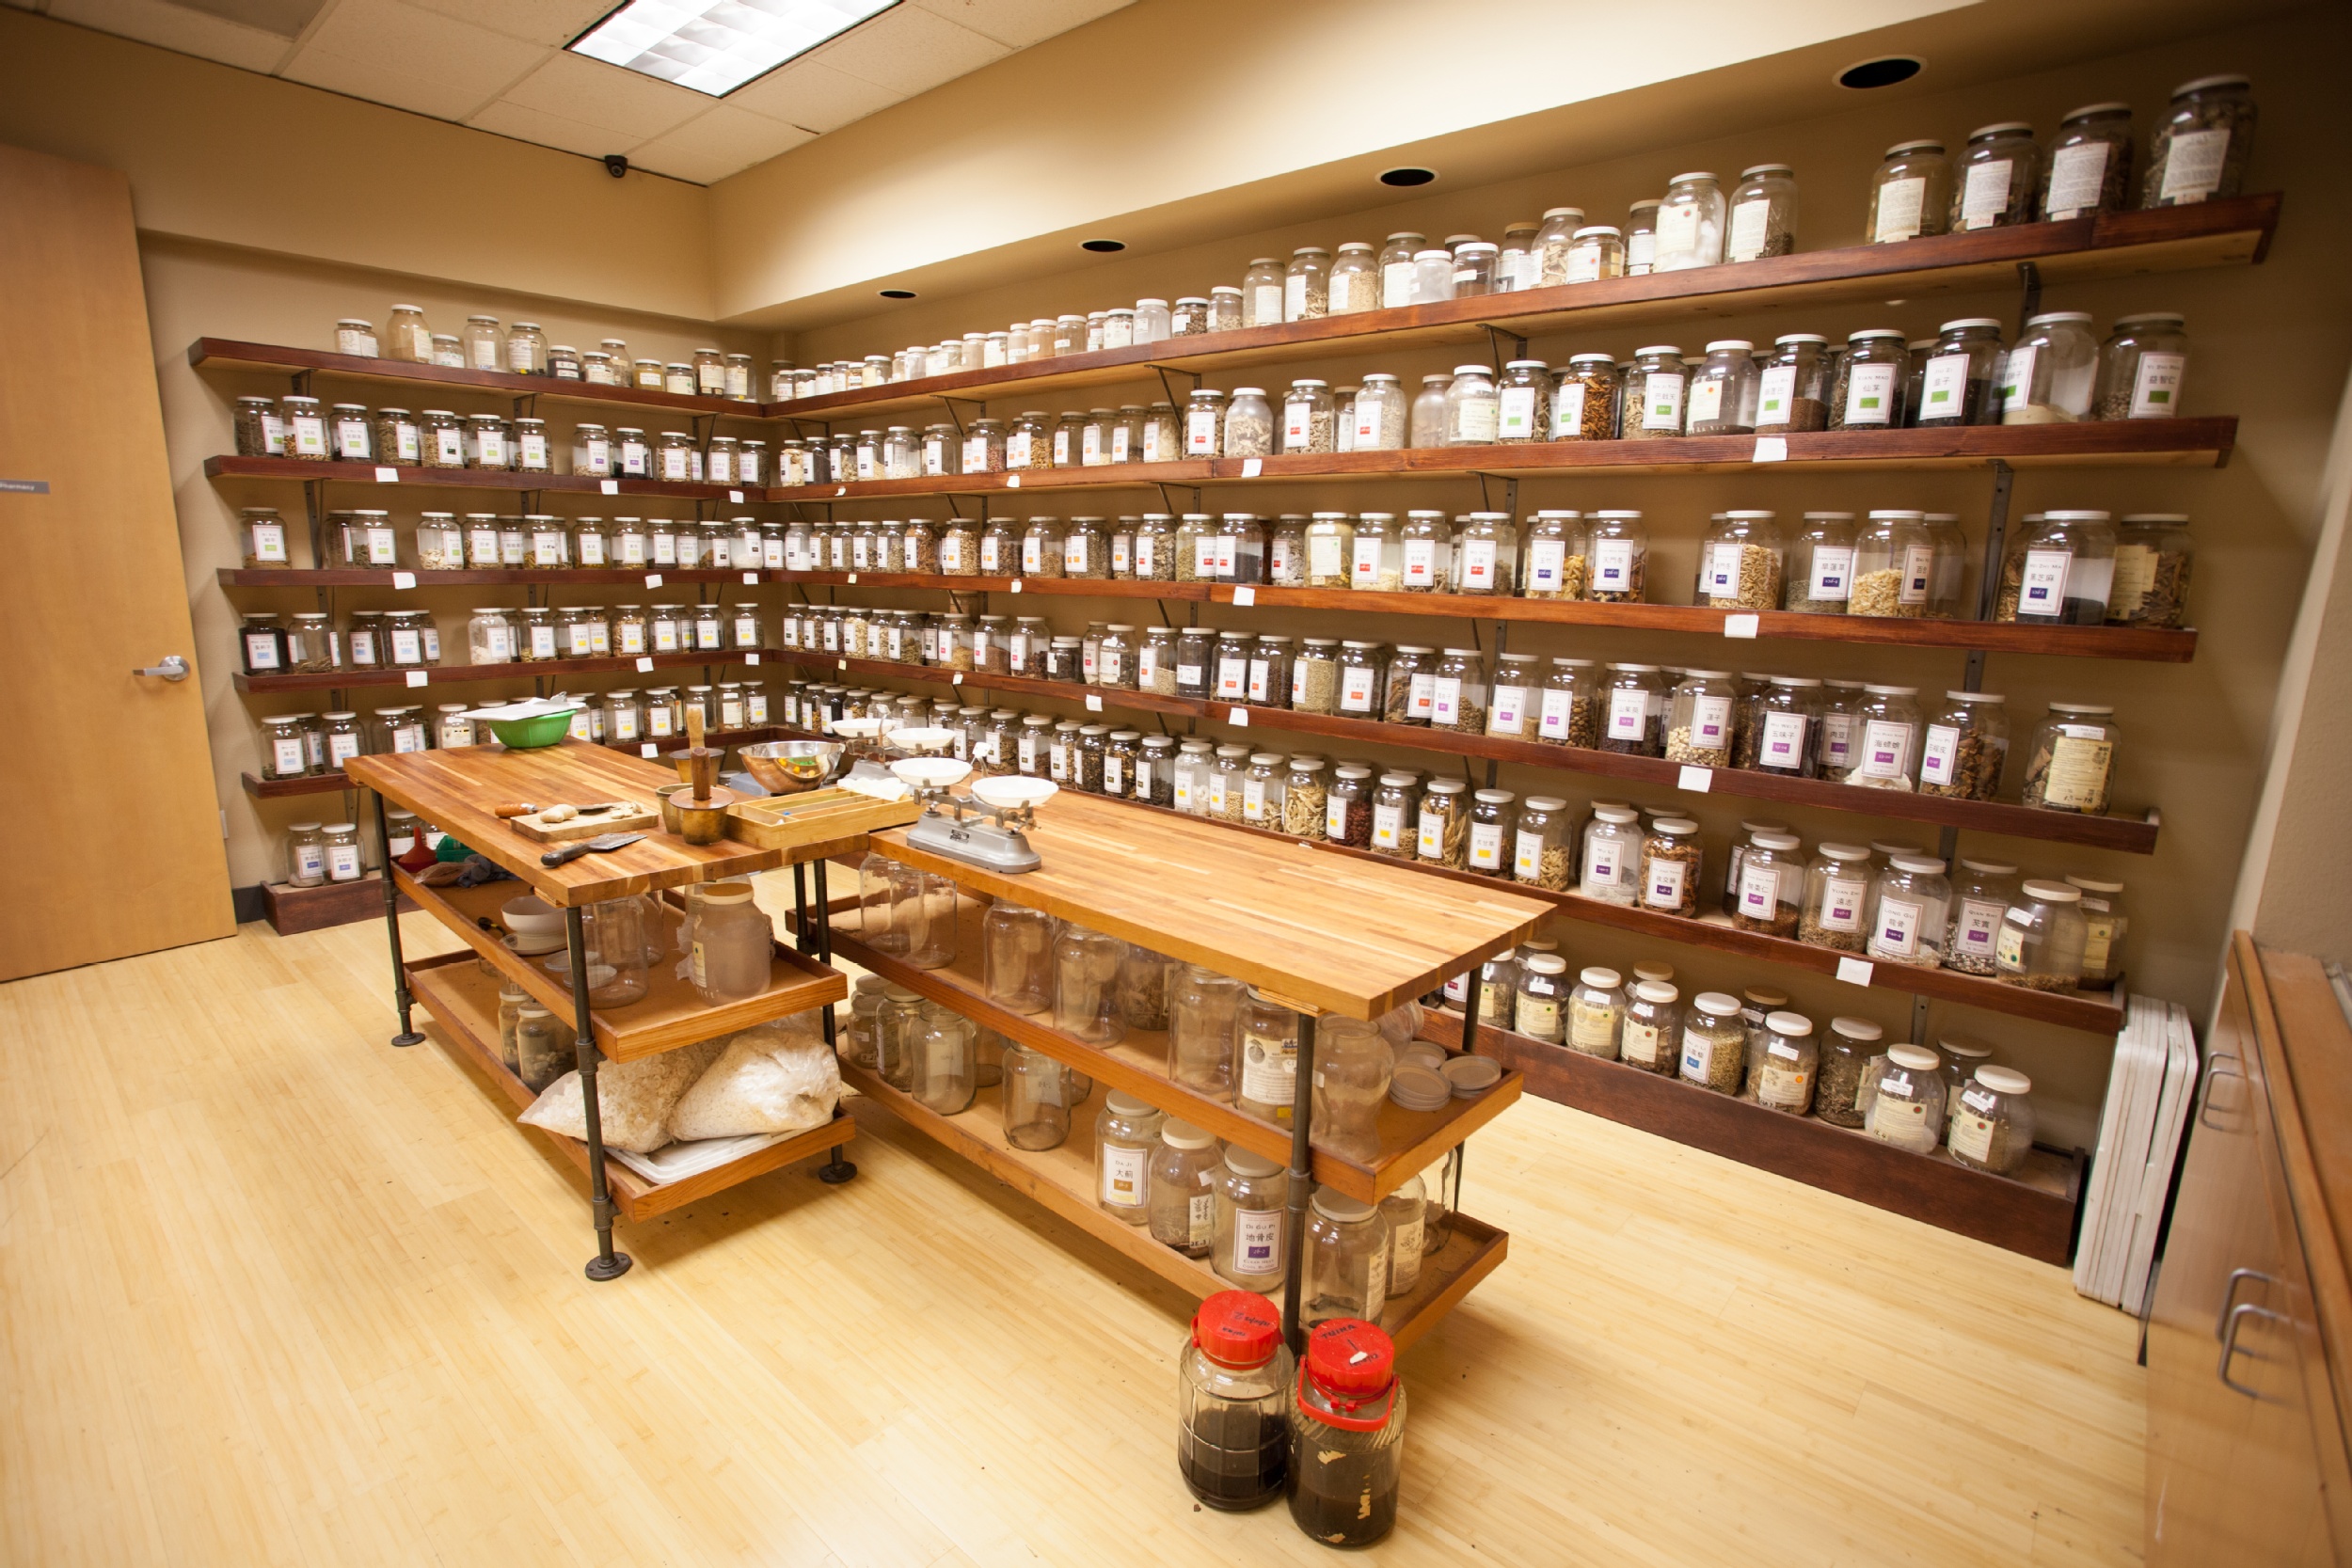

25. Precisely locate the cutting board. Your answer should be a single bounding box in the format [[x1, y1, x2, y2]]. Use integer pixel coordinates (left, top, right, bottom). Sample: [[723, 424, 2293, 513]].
[[507, 801, 660, 842]]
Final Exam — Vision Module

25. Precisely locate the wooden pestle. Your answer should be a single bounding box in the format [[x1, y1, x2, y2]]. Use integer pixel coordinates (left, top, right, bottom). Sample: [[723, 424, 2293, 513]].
[[684, 704, 717, 801]]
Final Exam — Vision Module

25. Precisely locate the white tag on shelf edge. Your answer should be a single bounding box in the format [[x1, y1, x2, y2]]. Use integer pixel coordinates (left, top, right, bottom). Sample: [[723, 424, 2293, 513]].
[[728, 489, 743, 503], [1006, 474, 1022, 488], [1723, 612, 1760, 639], [404, 669, 428, 688], [846, 572, 857, 584], [644, 572, 664, 588], [635, 657, 656, 672], [374, 467, 398, 483], [641, 742, 659, 758], [1009, 579, 1024, 594], [744, 652, 759, 665], [1752, 436, 1788, 463], [835, 485, 847, 497], [1085, 693, 1103, 712], [1677, 765, 1713, 793], [600, 479, 620, 495], [1836, 956, 1875, 987], [951, 672, 964, 685], [837, 658, 849, 670], [1240, 457, 1263, 478], [1229, 705, 1250, 726], [390, 571, 417, 590], [1232, 585, 1257, 606], [742, 571, 759, 585]]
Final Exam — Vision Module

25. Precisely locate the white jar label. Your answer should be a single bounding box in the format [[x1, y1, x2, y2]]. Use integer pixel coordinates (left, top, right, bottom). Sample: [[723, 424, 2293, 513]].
[[1955, 896, 2004, 955], [1920, 723, 1961, 786], [1402, 539, 1438, 586], [1538, 688, 1578, 740], [1339, 664, 1376, 713], [1498, 387, 1537, 438], [290, 416, 327, 456], [1758, 711, 1807, 768], [1102, 1144, 1146, 1209], [1756, 1063, 1811, 1110], [1607, 688, 1648, 740], [1188, 1192, 1216, 1246], [1727, 198, 1772, 261], [1325, 792, 1349, 838], [1900, 544, 1934, 604], [1592, 538, 1636, 593], [2045, 142, 2112, 218], [1705, 542, 1744, 597], [1641, 372, 1685, 431], [249, 522, 287, 562], [2160, 128, 2230, 201], [1655, 201, 1700, 259], [271, 737, 306, 775], [436, 430, 469, 466], [2131, 353, 2185, 418], [1999, 344, 2038, 412], [1919, 353, 1970, 418], [1351, 537, 1384, 585], [1756, 364, 1797, 425], [1416, 808, 1445, 859], [1678, 1029, 1717, 1083], [1527, 539, 1565, 590], [1251, 283, 1282, 325], [1872, 175, 1927, 242], [1565, 245, 1602, 284], [1406, 673, 1435, 720], [1820, 874, 1867, 932], [1430, 676, 1462, 725], [1859, 719, 1913, 780], [1808, 545, 1854, 600], [1843, 362, 1898, 425], [1470, 821, 1505, 870], [1282, 400, 1313, 449], [1372, 801, 1405, 848], [294, 843, 326, 879], [1874, 895, 1923, 956], [1490, 683, 1526, 733], [2020, 548, 2073, 615], [327, 844, 361, 880], [1622, 1021, 1663, 1066], [1959, 158, 2014, 228], [1688, 693, 1732, 748], [1820, 711, 1853, 768], [1739, 863, 1782, 920], [327, 733, 360, 766], [1216, 656, 1248, 700], [1582, 837, 1620, 888], [336, 420, 369, 458], [1232, 1209, 1281, 1275], [1551, 383, 1586, 438], [1950, 1109, 1997, 1164], [1644, 855, 1688, 910], [1685, 376, 1724, 428], [1382, 261, 1415, 308], [1514, 829, 1546, 880]]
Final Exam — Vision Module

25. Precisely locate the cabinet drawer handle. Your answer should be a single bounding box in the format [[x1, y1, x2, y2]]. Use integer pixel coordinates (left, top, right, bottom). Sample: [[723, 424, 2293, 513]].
[[2217, 1267, 2277, 1339], [2219, 1302, 2285, 1398], [2198, 1053, 2242, 1131]]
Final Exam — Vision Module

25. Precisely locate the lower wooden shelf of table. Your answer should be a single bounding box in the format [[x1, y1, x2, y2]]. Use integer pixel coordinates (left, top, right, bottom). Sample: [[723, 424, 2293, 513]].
[[407, 950, 856, 1223], [839, 1059, 1505, 1353], [260, 873, 409, 935], [393, 865, 845, 1062]]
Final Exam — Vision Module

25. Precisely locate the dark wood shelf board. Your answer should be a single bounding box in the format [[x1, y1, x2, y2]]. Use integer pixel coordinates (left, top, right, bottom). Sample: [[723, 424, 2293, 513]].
[[784, 653, 2159, 854], [1419, 1008, 2084, 1265], [203, 453, 765, 503], [241, 769, 354, 799], [760, 197, 2278, 423], [231, 649, 762, 693], [767, 419, 2237, 500], [189, 337, 767, 420], [218, 566, 754, 587]]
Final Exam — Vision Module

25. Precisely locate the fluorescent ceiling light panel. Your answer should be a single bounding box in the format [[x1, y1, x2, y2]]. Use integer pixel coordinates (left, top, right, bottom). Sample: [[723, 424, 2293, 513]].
[[570, 0, 898, 97]]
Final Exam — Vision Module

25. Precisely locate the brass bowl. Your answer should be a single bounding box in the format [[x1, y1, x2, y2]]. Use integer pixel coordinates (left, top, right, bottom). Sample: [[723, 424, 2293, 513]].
[[739, 739, 848, 796]]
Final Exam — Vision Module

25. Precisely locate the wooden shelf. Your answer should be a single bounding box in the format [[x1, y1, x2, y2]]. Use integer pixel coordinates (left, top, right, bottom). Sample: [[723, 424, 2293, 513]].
[[394, 868, 845, 1063], [769, 419, 2238, 501], [764, 197, 2278, 423], [1420, 1006, 2084, 1265], [838, 1059, 1506, 1353], [782, 653, 2162, 854], [828, 900, 1518, 1203], [783, 571, 2195, 661], [407, 951, 855, 1223], [189, 337, 768, 420], [232, 649, 759, 693], [258, 872, 409, 934], [204, 453, 765, 504], [242, 769, 352, 799], [218, 566, 755, 588]]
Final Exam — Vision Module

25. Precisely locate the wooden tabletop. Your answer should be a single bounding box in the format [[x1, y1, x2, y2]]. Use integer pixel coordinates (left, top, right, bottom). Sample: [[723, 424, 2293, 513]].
[[866, 789, 1548, 1018], [346, 741, 783, 905]]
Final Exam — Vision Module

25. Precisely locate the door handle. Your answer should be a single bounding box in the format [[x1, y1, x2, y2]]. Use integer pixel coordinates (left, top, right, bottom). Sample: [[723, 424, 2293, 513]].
[[132, 655, 191, 682], [2219, 1302, 2286, 1398], [2197, 1053, 2241, 1130], [2217, 1267, 2277, 1339]]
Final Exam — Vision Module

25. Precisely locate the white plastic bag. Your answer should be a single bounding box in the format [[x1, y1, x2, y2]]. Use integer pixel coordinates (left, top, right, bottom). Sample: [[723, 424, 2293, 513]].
[[668, 1014, 840, 1141], [517, 1038, 720, 1154]]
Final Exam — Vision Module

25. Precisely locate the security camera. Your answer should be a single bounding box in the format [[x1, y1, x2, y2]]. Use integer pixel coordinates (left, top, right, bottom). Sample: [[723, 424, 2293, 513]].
[[603, 154, 628, 179]]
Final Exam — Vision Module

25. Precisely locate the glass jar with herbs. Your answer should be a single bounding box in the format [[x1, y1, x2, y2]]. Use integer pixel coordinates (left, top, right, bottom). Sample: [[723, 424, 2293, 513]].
[[1861, 1044, 1947, 1152], [2145, 74, 2255, 207], [1918, 691, 2009, 799], [1867, 855, 1950, 967], [2106, 514, 2194, 627], [1429, 648, 1488, 733], [1696, 510, 1783, 610], [1664, 670, 1739, 766], [1740, 1012, 1818, 1115], [1640, 817, 1704, 918], [1685, 340, 1760, 436], [1740, 676, 1820, 775], [2021, 703, 2120, 813], [2000, 312, 2100, 424], [1829, 329, 1909, 430], [1627, 346, 1689, 440], [1754, 335, 1830, 432], [1368, 773, 1421, 859], [1915, 318, 2007, 426], [1520, 511, 1587, 600], [1484, 652, 1538, 740], [1580, 806, 1644, 904], [1868, 140, 1951, 243], [1807, 1017, 1878, 1128], [1565, 966, 1626, 1058], [1324, 765, 1375, 847], [1598, 662, 1667, 755], [2095, 312, 2189, 421], [1782, 511, 1858, 613], [1514, 954, 1568, 1043], [1508, 795, 1570, 890], [1941, 858, 2021, 975], [1848, 685, 1923, 790], [1551, 356, 1619, 442], [1585, 511, 1648, 601], [1416, 779, 1470, 869], [1677, 993, 1748, 1095], [1726, 164, 1797, 261], [1730, 832, 1804, 937], [1950, 122, 2042, 230]]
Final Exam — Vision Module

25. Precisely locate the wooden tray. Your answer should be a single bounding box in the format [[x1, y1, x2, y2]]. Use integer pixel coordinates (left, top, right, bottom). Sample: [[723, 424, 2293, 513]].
[[724, 787, 923, 856], [507, 800, 659, 842]]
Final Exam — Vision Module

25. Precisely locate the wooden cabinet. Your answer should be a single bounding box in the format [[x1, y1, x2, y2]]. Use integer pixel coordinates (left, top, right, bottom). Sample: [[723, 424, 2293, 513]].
[[2148, 935, 2352, 1564]]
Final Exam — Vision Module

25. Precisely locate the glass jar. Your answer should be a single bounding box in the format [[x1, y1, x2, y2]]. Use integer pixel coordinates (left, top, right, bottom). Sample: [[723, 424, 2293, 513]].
[[1830, 329, 1909, 430], [2091, 511, 2199, 630], [1849, 685, 1922, 790], [2145, 74, 2255, 207], [1653, 171, 1725, 270], [1406, 374, 1452, 447], [1999, 510, 2118, 625], [1751, 334, 1830, 433], [1343, 512, 1397, 593], [2042, 102, 2137, 219], [1493, 794, 1566, 890], [1053, 923, 1126, 1044], [1639, 817, 1703, 918], [1279, 246, 1330, 321], [1849, 510, 1936, 620], [907, 1004, 976, 1116], [1951, 122, 2042, 231], [1514, 512, 1584, 603], [1375, 232, 1422, 305], [1234, 751, 1283, 828], [1914, 317, 2007, 428], [1732, 1011, 1815, 1115], [1001, 1042, 1073, 1151], [1558, 966, 1623, 1059], [1916, 690, 2010, 800], [2093, 311, 2191, 422], [1693, 510, 1781, 610], [1867, 855, 1950, 967], [1598, 662, 1665, 755], [1859, 1044, 1947, 1152], [1438, 364, 1498, 447], [1772, 510, 1856, 614], [1451, 787, 1510, 876], [1478, 653, 1536, 741], [1996, 879, 2090, 993], [1676, 992, 1747, 1095], [982, 898, 1055, 1015], [1584, 510, 1647, 601], [1231, 988, 1306, 1126], [1579, 806, 1643, 903], [1683, 340, 1759, 436], [1663, 670, 1738, 766], [1728, 831, 1804, 938], [1092, 1091, 1165, 1224], [2000, 312, 2100, 424], [1368, 773, 1420, 859], [1930, 856, 2020, 977], [1299, 1189, 1390, 1330], [1508, 954, 1566, 1042], [1224, 388, 1274, 457], [1428, 647, 1487, 733], [1538, 355, 1610, 445], [1868, 139, 1951, 243], [1724, 163, 1797, 261], [1308, 1017, 1394, 1165], [1526, 207, 1581, 283], [1627, 346, 1688, 440], [2069, 875, 2130, 987], [1416, 779, 1470, 869], [1477, 362, 1547, 448], [1203, 1148, 1289, 1292]]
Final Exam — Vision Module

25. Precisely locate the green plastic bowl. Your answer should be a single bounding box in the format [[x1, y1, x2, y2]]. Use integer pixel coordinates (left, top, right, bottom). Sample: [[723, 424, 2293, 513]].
[[485, 709, 577, 749]]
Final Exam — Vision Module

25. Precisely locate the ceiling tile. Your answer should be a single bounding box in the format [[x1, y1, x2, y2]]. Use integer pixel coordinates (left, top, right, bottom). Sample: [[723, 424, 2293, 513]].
[[282, 0, 544, 120], [466, 98, 626, 160], [497, 50, 707, 141], [399, 0, 606, 48], [724, 56, 901, 134], [49, 0, 294, 71], [628, 105, 816, 184], [804, 4, 1008, 96], [906, 0, 1133, 51]]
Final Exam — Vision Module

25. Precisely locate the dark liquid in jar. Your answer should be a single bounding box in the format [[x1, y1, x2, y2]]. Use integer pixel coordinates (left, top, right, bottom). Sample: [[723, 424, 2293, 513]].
[[1179, 1407, 1285, 1511], [1287, 1462, 1399, 1547]]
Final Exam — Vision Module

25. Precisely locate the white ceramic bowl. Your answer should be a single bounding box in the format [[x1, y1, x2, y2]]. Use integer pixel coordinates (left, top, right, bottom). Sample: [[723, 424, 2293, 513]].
[[886, 726, 961, 754], [970, 776, 1058, 811], [890, 757, 973, 791], [501, 895, 564, 939]]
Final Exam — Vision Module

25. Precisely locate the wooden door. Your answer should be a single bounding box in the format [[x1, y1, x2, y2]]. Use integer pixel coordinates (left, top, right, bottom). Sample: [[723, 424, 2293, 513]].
[[0, 145, 232, 979]]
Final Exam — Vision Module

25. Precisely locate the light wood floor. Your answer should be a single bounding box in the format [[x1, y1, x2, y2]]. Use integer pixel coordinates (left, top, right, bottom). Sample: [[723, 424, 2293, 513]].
[[0, 910, 2148, 1567]]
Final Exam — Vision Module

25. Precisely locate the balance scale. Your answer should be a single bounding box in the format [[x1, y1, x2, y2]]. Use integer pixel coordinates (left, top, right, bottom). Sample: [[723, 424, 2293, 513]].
[[888, 757, 1058, 874]]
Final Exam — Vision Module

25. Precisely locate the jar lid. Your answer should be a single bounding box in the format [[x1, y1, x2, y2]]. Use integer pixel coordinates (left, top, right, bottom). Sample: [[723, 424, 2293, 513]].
[[1693, 990, 1741, 1018], [2115, 310, 2186, 328], [2021, 879, 2082, 902], [1705, 340, 1754, 353], [1224, 1147, 1283, 1178], [2121, 513, 2190, 525], [1578, 966, 1622, 989], [1303, 1319, 1395, 1402], [705, 883, 755, 905], [1595, 806, 1639, 823], [2026, 310, 2095, 325], [1741, 987, 1788, 1007], [1891, 855, 1947, 874], [1452, 364, 1494, 377], [1631, 961, 1672, 982], [288, 820, 324, 832], [1959, 858, 2019, 876], [1943, 689, 2006, 704], [1105, 1090, 1156, 1117], [1443, 1055, 1502, 1095], [1571, 226, 1623, 240], [2047, 702, 2115, 716], [1883, 138, 1945, 155], [1414, 249, 1453, 261], [1740, 163, 1793, 178], [1425, 779, 1467, 795], [1848, 328, 1906, 341], [1751, 832, 1801, 851], [1888, 1043, 1942, 1071], [1975, 1065, 2034, 1096], [1455, 242, 1499, 256], [1620, 981, 1675, 1007], [1834, 1016, 1884, 1040], [1525, 954, 1567, 974], [1680, 668, 1733, 680], [1192, 1290, 1281, 1369], [1210, 284, 1241, 295], [1770, 675, 1822, 688], [1766, 1011, 1815, 1037], [1311, 1189, 1375, 1222], [1292, 757, 1328, 772], [1666, 170, 1716, 184], [1941, 1033, 1995, 1060], [1862, 684, 1918, 696], [517, 1005, 551, 1019], [1652, 817, 1698, 835], [1633, 344, 1682, 358], [1335, 765, 1373, 779], [1391, 1064, 1452, 1109], [1966, 121, 2035, 139], [1216, 744, 1251, 757], [2065, 874, 2125, 895], [2062, 101, 2132, 119], [1377, 772, 1417, 786], [2173, 73, 2249, 95], [1248, 752, 1283, 766]]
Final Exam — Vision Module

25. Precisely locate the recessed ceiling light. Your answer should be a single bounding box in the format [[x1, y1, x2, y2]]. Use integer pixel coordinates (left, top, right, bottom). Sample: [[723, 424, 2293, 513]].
[[1837, 55, 1923, 89], [879, 288, 916, 299], [1080, 239, 1126, 253], [570, 0, 899, 98], [1379, 167, 1438, 187]]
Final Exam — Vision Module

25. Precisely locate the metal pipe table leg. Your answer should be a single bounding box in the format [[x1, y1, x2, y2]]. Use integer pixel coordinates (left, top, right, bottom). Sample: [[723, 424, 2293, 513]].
[[806, 858, 857, 1185], [1281, 1011, 1319, 1353], [566, 903, 633, 1282], [372, 788, 424, 1048]]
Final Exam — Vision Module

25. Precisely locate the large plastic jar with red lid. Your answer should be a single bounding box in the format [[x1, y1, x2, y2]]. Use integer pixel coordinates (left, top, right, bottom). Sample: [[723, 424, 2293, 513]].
[[1176, 1291, 1293, 1511], [1286, 1317, 1406, 1546]]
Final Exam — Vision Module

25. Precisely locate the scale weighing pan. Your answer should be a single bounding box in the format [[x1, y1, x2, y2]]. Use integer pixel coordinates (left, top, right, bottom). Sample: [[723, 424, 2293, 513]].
[[886, 726, 961, 755], [969, 777, 1057, 811], [889, 757, 974, 791]]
